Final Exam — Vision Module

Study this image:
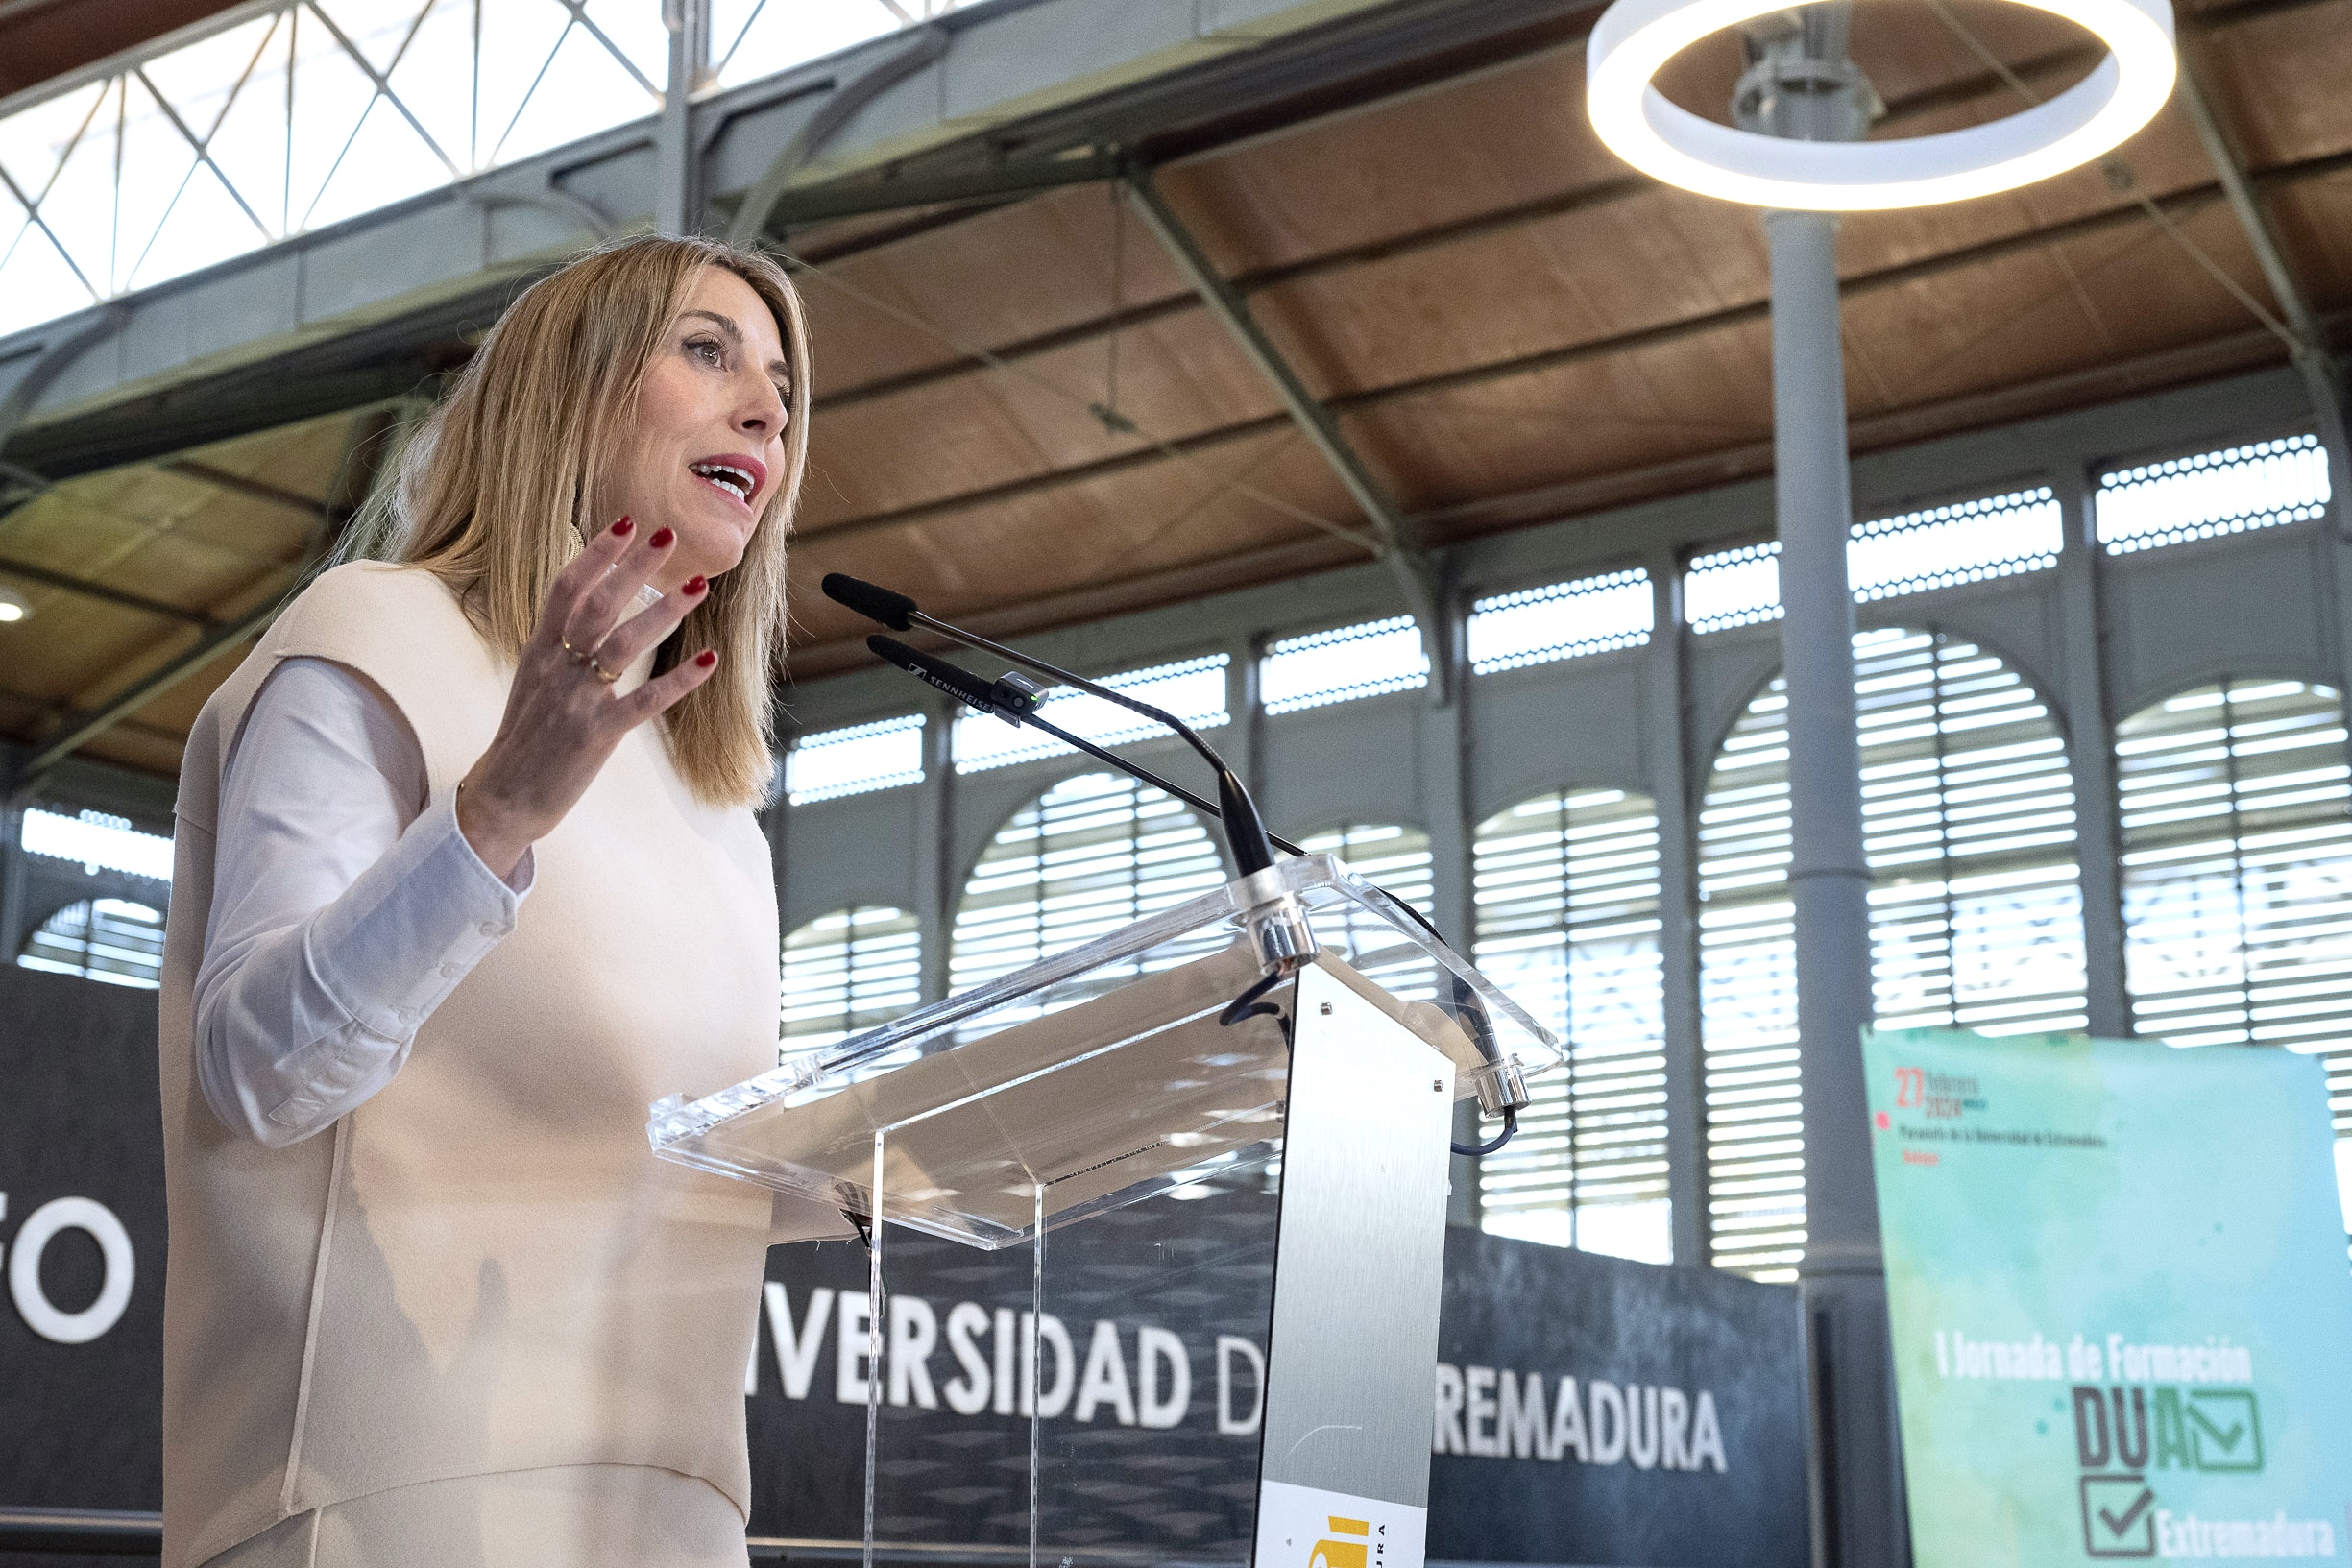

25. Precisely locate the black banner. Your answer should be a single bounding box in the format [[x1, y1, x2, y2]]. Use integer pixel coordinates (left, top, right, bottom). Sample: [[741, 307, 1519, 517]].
[[1, 971, 1809, 1565]]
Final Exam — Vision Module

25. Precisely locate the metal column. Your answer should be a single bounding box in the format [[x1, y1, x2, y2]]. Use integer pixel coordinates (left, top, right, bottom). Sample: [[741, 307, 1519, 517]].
[[1643, 553, 1708, 1267], [914, 693, 956, 1007], [2054, 465, 2131, 1039], [1766, 207, 1903, 1566], [1732, 7, 1904, 1556], [656, 0, 713, 236]]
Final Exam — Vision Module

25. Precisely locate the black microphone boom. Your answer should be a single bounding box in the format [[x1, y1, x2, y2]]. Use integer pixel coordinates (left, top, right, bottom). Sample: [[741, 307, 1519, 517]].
[[866, 636, 1303, 856], [829, 573, 1279, 877]]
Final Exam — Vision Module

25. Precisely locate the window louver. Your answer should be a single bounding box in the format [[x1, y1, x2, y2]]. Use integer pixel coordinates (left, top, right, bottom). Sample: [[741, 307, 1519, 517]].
[[1260, 616, 1429, 714], [1298, 822, 1436, 1001], [1472, 788, 1671, 1264], [953, 655, 1228, 774], [1468, 569, 1653, 674], [18, 898, 166, 989], [786, 714, 925, 805], [2097, 435, 2331, 555], [949, 773, 1229, 1006], [21, 808, 174, 881], [1687, 489, 2064, 635], [781, 905, 923, 1056], [2117, 679, 2352, 1142], [1698, 629, 2086, 1280]]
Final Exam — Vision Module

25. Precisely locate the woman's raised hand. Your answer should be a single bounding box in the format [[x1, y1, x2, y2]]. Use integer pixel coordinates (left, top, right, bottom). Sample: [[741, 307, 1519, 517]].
[[455, 517, 721, 880]]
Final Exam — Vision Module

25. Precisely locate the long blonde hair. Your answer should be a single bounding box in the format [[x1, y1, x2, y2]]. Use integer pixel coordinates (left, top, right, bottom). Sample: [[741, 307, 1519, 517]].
[[368, 235, 812, 808]]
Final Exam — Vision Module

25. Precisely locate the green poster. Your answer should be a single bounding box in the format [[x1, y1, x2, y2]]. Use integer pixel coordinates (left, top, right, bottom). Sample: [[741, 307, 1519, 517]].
[[1864, 1027, 2352, 1564]]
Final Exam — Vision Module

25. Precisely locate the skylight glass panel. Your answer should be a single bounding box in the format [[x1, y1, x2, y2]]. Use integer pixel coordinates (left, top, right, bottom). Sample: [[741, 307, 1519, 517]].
[[1468, 568, 1653, 674], [2097, 434, 2331, 555], [0, 0, 678, 338], [1260, 616, 1429, 715], [21, 808, 174, 881], [1850, 487, 2061, 601], [953, 654, 1230, 773], [1685, 543, 1782, 634], [712, 0, 971, 90], [785, 714, 924, 805]]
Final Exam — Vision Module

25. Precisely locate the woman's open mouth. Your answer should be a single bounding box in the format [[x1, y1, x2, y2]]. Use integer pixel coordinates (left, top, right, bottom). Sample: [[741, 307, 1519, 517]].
[[688, 458, 762, 509]]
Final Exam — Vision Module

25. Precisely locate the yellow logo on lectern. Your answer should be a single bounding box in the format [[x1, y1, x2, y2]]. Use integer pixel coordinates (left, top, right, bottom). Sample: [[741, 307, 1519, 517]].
[[1309, 1515, 1370, 1568]]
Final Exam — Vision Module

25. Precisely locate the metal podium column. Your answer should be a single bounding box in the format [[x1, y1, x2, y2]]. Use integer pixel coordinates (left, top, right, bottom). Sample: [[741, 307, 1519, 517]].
[[1250, 962, 1457, 1565]]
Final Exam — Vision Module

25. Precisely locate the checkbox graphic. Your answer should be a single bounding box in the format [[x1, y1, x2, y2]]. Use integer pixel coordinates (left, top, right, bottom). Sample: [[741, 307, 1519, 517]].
[[2080, 1475, 2157, 1558], [2187, 1390, 2263, 1472]]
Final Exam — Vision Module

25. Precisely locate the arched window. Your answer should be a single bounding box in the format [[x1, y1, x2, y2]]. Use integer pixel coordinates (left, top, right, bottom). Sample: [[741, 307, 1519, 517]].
[[17, 898, 166, 988], [1698, 628, 2085, 1279], [781, 905, 923, 1056], [2116, 680, 2352, 1133], [1471, 788, 1669, 1263], [950, 773, 1228, 1001]]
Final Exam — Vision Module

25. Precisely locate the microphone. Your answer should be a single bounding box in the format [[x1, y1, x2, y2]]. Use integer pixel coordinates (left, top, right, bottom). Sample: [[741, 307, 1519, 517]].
[[867, 636, 1305, 856], [861, 625, 1525, 1157], [827, 575, 919, 632], [828, 574, 1279, 879], [865, 635, 1035, 722]]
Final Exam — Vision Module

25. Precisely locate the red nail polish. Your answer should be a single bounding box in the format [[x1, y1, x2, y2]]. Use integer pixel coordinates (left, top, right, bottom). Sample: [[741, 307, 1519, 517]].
[[684, 575, 708, 595], [612, 516, 633, 536], [694, 649, 718, 668], [649, 526, 675, 548]]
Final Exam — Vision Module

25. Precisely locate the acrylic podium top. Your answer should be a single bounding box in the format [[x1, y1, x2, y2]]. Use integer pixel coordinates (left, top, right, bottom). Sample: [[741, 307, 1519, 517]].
[[647, 855, 1559, 1249]]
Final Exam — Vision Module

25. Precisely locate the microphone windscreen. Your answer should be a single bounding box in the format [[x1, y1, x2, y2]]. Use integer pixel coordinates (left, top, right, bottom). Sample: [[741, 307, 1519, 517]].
[[823, 573, 918, 631]]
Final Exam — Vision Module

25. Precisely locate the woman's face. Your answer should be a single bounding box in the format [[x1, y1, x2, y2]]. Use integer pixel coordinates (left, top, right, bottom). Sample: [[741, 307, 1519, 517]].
[[606, 266, 792, 591]]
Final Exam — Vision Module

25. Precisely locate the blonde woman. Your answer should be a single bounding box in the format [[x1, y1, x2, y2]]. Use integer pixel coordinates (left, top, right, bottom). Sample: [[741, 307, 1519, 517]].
[[158, 236, 844, 1568]]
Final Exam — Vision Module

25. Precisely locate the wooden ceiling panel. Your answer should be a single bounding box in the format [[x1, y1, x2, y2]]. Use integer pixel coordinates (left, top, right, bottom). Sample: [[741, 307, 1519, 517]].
[[77, 722, 192, 778], [1343, 320, 1778, 514], [2267, 179, 2352, 308], [0, 408, 376, 768], [1240, 181, 1766, 400], [798, 304, 1284, 528], [2194, 4, 2352, 169], [1831, 112, 2216, 287], [787, 427, 1354, 649], [1838, 203, 2269, 410], [1161, 47, 1623, 276], [797, 184, 1191, 399]]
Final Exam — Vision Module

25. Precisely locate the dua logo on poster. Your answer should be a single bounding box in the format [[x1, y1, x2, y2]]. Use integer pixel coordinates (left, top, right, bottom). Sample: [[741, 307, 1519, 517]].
[[2073, 1384, 2264, 1557]]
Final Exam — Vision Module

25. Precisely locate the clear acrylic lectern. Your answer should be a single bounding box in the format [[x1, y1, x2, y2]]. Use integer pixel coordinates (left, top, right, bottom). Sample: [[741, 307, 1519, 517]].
[[649, 856, 1558, 1566]]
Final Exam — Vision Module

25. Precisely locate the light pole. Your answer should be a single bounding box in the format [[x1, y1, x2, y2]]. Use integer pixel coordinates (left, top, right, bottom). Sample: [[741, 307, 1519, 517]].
[[1734, 14, 1904, 1559]]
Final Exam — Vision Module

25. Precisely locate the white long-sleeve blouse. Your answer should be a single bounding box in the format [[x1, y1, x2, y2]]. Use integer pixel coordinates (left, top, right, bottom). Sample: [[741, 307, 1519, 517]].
[[193, 655, 536, 1147]]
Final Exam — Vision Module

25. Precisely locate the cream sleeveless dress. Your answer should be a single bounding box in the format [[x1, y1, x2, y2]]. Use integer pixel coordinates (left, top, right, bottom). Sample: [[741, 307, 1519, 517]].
[[159, 563, 843, 1568]]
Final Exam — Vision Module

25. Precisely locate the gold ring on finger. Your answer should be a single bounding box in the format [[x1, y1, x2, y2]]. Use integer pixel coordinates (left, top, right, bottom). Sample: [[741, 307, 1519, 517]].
[[588, 656, 620, 684]]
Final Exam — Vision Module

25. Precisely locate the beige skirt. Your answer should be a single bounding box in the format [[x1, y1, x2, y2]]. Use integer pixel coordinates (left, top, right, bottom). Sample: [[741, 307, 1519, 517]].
[[196, 1465, 750, 1568]]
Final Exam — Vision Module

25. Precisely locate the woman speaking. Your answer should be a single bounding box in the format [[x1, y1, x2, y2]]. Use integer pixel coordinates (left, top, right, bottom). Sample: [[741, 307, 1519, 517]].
[[157, 235, 844, 1568]]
